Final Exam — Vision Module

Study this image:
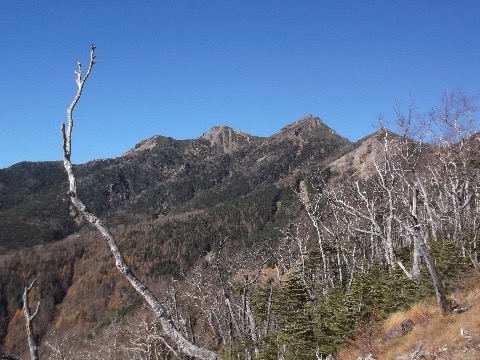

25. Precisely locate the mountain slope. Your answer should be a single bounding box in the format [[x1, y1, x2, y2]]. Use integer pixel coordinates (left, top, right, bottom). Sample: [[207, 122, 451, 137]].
[[3, 113, 477, 359], [0, 115, 361, 355], [0, 115, 350, 250]]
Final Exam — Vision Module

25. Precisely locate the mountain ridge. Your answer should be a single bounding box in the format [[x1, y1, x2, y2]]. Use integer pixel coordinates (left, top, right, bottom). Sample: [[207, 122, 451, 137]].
[[0, 114, 353, 250]]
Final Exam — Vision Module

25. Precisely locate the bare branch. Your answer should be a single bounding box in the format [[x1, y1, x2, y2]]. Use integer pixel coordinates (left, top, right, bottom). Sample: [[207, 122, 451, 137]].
[[60, 46, 220, 360]]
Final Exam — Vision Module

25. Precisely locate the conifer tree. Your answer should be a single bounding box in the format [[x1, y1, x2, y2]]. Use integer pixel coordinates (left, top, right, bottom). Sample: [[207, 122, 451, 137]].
[[275, 273, 316, 359]]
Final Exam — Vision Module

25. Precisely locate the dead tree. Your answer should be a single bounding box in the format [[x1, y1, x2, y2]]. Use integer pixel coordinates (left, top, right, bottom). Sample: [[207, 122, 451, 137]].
[[0, 280, 39, 360], [430, 93, 480, 262], [377, 124, 451, 313], [61, 45, 220, 360], [23, 279, 40, 360], [322, 120, 452, 313], [327, 173, 398, 271], [297, 180, 330, 285]]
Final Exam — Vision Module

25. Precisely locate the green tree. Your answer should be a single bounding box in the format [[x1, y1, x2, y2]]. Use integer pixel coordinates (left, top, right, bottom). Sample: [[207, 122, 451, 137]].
[[275, 273, 316, 359]]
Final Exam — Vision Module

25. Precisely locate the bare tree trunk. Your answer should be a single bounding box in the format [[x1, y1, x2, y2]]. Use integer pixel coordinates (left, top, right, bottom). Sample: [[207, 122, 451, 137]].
[[409, 182, 450, 312], [298, 181, 329, 284], [61, 45, 220, 360], [23, 279, 40, 360], [245, 295, 259, 357], [263, 282, 273, 336], [411, 235, 422, 283], [405, 188, 450, 314], [415, 233, 450, 313]]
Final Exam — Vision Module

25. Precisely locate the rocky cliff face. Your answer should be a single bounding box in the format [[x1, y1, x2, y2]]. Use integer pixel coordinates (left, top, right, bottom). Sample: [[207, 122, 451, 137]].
[[200, 126, 259, 152]]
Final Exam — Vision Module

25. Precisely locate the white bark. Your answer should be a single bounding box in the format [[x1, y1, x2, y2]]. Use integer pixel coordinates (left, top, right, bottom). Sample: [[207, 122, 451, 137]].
[[23, 279, 40, 360], [298, 181, 329, 283], [61, 45, 220, 360]]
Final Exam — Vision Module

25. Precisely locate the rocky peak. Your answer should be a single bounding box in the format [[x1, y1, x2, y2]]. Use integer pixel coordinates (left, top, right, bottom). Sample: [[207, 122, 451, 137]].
[[283, 114, 323, 129], [122, 135, 177, 157], [272, 114, 339, 142], [123, 136, 160, 156], [329, 129, 404, 180], [200, 126, 255, 152]]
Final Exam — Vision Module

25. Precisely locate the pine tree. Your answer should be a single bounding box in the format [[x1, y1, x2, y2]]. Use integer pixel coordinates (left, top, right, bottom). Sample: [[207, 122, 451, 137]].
[[315, 287, 350, 355], [275, 273, 317, 359]]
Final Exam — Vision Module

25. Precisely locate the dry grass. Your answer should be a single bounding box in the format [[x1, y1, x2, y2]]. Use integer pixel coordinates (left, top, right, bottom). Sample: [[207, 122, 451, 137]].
[[338, 274, 480, 359]]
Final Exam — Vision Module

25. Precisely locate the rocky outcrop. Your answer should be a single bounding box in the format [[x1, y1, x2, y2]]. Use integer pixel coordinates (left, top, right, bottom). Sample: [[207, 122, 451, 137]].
[[200, 126, 259, 153], [383, 319, 414, 341]]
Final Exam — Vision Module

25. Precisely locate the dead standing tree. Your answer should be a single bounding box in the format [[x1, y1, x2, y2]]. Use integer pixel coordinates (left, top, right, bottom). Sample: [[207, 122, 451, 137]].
[[23, 280, 40, 360], [61, 45, 220, 360], [2, 279, 41, 360]]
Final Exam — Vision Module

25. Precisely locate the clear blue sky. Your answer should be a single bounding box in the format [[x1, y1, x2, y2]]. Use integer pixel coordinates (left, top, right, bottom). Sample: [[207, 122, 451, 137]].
[[1, 1, 479, 168]]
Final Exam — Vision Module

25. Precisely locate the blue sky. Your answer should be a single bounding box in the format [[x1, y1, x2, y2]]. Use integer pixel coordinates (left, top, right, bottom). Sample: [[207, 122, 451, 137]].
[[1, 1, 479, 168]]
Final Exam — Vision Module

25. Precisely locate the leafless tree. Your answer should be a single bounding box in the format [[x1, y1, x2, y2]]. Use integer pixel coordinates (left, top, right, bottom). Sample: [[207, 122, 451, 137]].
[[390, 95, 478, 312], [428, 92, 480, 263], [297, 180, 331, 285], [0, 279, 40, 360], [23, 279, 40, 360], [61, 45, 220, 359], [361, 125, 450, 313], [113, 311, 178, 360], [183, 242, 269, 360], [305, 119, 454, 312]]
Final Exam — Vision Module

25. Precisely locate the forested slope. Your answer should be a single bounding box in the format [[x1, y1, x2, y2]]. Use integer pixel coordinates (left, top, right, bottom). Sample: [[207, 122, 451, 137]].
[[1, 94, 479, 359]]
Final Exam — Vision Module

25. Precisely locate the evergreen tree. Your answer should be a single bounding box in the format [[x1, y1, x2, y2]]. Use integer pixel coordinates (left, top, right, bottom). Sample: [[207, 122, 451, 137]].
[[315, 287, 350, 355], [275, 273, 317, 359]]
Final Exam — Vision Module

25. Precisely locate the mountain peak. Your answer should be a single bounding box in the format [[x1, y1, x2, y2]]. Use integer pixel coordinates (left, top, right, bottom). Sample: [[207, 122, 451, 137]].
[[200, 126, 256, 152], [122, 136, 160, 156], [278, 115, 323, 134], [293, 114, 322, 126], [273, 115, 341, 142], [200, 125, 237, 138]]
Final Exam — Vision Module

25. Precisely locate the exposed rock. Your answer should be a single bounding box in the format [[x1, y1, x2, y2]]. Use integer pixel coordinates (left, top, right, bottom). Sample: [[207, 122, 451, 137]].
[[330, 130, 404, 179], [200, 126, 257, 153], [383, 319, 414, 341], [452, 303, 470, 314], [272, 114, 327, 141]]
